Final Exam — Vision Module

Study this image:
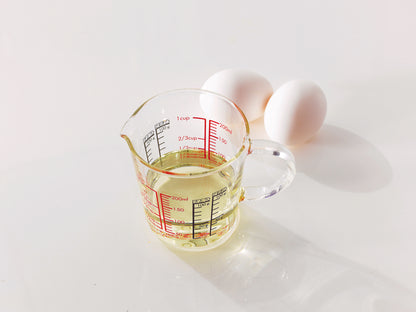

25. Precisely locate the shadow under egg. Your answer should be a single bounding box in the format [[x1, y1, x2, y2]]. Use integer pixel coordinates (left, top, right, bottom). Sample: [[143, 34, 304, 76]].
[[293, 124, 393, 193]]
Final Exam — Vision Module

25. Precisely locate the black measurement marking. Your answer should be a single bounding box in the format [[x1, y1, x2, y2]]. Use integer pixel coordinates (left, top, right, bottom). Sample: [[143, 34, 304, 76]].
[[143, 130, 155, 163], [155, 131, 162, 159], [154, 119, 170, 158], [192, 197, 210, 239], [210, 187, 227, 235]]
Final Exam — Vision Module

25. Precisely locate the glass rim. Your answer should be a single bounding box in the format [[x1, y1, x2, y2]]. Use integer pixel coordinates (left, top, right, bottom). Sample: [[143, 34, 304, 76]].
[[121, 88, 250, 177]]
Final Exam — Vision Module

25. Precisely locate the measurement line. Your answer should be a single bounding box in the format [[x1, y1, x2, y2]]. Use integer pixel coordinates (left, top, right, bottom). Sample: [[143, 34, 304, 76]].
[[160, 193, 172, 231], [144, 143, 151, 163], [209, 194, 214, 236], [193, 117, 207, 159], [209, 187, 227, 235], [192, 197, 210, 239], [154, 119, 170, 159], [192, 203, 195, 239], [143, 184, 163, 229], [143, 131, 154, 163], [208, 120, 219, 160], [155, 129, 162, 159]]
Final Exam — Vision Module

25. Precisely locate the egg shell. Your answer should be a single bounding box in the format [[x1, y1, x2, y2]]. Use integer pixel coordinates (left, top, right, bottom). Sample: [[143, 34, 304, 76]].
[[202, 69, 273, 121], [264, 80, 327, 146]]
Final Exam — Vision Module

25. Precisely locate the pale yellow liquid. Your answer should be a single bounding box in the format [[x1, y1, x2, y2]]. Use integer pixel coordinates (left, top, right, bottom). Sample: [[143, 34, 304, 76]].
[[140, 150, 243, 250]]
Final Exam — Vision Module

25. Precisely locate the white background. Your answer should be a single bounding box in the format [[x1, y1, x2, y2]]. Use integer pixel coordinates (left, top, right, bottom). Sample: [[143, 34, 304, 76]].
[[1, 0, 416, 311]]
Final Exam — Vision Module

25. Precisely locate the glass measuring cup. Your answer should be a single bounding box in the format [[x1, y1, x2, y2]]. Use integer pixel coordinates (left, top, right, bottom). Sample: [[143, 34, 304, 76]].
[[121, 89, 295, 250]]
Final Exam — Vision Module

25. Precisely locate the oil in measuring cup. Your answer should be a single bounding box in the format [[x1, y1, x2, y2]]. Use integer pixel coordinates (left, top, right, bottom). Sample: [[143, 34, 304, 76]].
[[141, 150, 243, 250]]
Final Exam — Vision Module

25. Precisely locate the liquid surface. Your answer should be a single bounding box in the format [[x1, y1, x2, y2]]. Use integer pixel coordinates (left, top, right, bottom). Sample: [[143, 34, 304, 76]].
[[139, 150, 242, 250]]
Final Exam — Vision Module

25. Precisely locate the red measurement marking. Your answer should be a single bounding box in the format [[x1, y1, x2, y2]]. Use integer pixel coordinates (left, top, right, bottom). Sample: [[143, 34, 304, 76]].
[[208, 120, 219, 160], [182, 148, 206, 159], [193, 117, 206, 158], [134, 164, 145, 184], [196, 232, 210, 238], [143, 184, 163, 229], [160, 193, 175, 233], [145, 212, 164, 230]]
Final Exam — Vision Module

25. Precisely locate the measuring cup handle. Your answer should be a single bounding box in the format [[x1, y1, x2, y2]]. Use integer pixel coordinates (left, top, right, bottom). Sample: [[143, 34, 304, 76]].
[[242, 139, 296, 201]]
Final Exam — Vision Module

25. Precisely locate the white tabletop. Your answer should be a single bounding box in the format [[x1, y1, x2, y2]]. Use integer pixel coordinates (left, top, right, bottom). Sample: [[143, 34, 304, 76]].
[[1, 1, 416, 311]]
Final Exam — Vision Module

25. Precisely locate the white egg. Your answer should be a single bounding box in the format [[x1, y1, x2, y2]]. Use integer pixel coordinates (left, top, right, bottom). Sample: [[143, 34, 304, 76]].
[[202, 69, 273, 121], [264, 80, 327, 146]]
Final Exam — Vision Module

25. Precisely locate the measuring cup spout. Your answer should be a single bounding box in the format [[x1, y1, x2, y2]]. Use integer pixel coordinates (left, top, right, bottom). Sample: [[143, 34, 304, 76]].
[[120, 119, 137, 156], [120, 133, 132, 147]]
